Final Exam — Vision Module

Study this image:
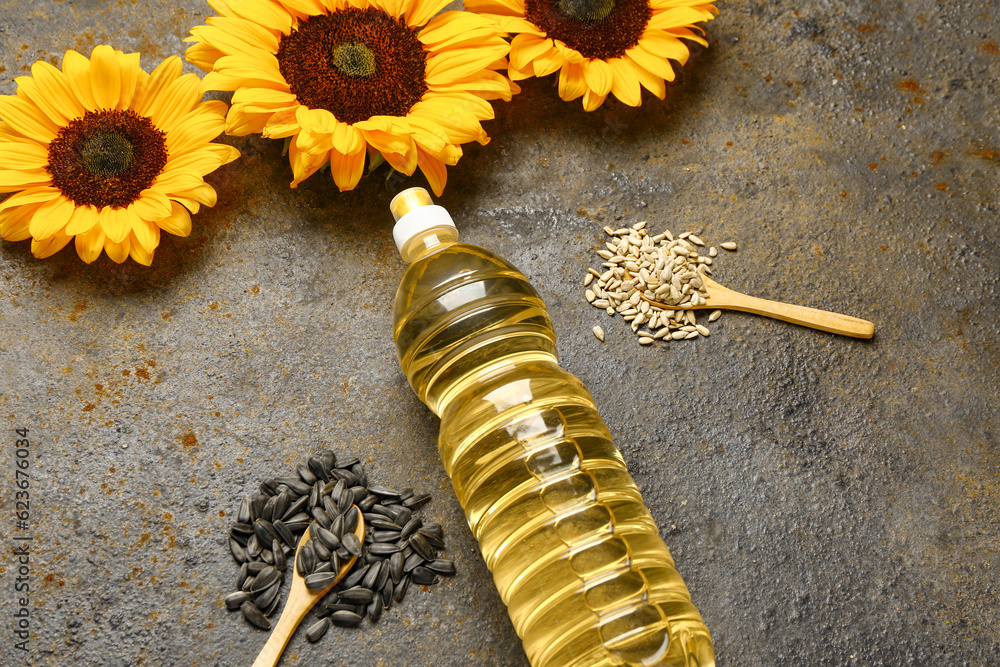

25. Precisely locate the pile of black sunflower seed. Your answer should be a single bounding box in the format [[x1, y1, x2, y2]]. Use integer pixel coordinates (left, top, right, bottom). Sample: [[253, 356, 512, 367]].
[[223, 450, 454, 642]]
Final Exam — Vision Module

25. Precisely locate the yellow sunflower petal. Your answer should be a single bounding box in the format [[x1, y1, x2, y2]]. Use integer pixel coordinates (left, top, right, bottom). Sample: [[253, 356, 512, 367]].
[[153, 171, 208, 195], [583, 59, 614, 97], [426, 45, 510, 84], [626, 43, 676, 81], [166, 101, 229, 154], [61, 50, 99, 112], [64, 204, 99, 236], [261, 107, 301, 139], [405, 0, 454, 26], [638, 31, 691, 66], [0, 95, 59, 143], [381, 144, 419, 176], [409, 100, 485, 146], [117, 51, 143, 110], [18, 61, 85, 125], [28, 195, 76, 240], [0, 203, 41, 241], [225, 0, 293, 34], [99, 206, 132, 244], [554, 40, 586, 65], [582, 88, 607, 111], [128, 231, 156, 266], [0, 186, 60, 213], [163, 144, 238, 177], [557, 63, 587, 101], [170, 196, 201, 215], [497, 16, 546, 36], [509, 34, 555, 72], [129, 210, 160, 254], [158, 201, 193, 237], [607, 58, 642, 107], [531, 48, 564, 77], [185, 42, 228, 73], [90, 45, 123, 110], [330, 148, 366, 192], [419, 11, 505, 49], [629, 60, 666, 99], [416, 146, 448, 197], [31, 229, 73, 259], [0, 169, 51, 194], [663, 26, 709, 48], [132, 56, 183, 117], [648, 5, 715, 29], [332, 122, 365, 155], [426, 70, 515, 98], [232, 87, 297, 107], [212, 54, 288, 89], [288, 143, 331, 188], [147, 74, 205, 132], [226, 107, 272, 136], [295, 106, 337, 136], [464, 0, 525, 16], [279, 0, 327, 18], [174, 182, 219, 207], [74, 225, 106, 263], [209, 16, 282, 53], [104, 235, 131, 264], [132, 189, 173, 221]]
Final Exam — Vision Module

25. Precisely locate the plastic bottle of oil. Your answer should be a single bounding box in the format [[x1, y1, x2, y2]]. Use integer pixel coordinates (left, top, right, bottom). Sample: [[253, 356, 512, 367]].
[[390, 188, 714, 667]]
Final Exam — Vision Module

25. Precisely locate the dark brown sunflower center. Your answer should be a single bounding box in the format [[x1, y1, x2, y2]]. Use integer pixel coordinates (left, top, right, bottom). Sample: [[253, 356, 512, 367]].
[[277, 8, 428, 126], [525, 0, 651, 60], [558, 0, 616, 22], [46, 110, 167, 208]]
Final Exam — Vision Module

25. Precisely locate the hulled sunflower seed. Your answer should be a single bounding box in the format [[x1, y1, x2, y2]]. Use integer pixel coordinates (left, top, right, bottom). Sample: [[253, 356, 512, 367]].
[[593, 325, 605, 341]]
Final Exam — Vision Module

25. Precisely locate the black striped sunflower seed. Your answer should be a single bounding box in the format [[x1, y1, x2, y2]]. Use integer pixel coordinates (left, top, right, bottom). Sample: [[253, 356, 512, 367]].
[[306, 618, 331, 643], [411, 566, 440, 586], [240, 601, 271, 630], [304, 572, 338, 590], [329, 610, 363, 627]]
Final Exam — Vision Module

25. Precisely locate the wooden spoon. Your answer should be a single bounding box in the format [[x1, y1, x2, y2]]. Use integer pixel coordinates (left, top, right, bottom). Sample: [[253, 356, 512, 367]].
[[641, 274, 875, 339], [252, 512, 366, 667]]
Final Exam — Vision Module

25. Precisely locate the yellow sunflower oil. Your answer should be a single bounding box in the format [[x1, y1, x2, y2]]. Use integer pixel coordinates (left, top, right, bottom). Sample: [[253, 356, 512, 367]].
[[389, 188, 714, 667]]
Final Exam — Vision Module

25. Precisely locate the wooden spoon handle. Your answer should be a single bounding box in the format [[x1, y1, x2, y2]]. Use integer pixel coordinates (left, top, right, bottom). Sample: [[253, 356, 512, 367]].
[[251, 593, 310, 667], [713, 291, 874, 339]]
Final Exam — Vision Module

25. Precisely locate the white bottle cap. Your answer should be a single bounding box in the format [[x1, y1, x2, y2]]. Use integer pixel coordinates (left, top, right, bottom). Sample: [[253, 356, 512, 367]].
[[389, 187, 455, 254]]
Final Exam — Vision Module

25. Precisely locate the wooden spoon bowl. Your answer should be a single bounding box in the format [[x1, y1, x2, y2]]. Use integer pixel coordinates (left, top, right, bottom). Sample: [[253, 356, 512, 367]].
[[252, 512, 365, 667]]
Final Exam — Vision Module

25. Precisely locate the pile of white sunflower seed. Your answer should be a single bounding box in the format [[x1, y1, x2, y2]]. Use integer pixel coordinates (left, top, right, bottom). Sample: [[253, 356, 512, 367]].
[[585, 221, 736, 345]]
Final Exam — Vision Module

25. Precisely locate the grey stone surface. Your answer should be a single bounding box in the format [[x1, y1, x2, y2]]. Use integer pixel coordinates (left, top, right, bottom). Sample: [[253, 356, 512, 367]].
[[1, 0, 998, 665]]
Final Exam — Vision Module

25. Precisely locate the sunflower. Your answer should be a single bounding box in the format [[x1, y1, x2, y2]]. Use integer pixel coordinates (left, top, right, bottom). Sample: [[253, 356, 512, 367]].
[[185, 0, 516, 195], [465, 0, 717, 110], [0, 46, 239, 265]]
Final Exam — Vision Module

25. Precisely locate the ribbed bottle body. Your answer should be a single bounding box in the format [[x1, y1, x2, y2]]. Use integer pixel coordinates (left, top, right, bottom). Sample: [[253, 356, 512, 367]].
[[394, 243, 713, 667]]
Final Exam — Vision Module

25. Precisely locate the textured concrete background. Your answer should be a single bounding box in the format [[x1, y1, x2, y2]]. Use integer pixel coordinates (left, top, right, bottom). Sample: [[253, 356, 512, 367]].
[[1, 0, 998, 665]]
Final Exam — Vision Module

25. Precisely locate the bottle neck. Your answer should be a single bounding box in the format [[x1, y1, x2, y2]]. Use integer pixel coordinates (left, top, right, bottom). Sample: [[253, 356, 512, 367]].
[[400, 225, 460, 264]]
